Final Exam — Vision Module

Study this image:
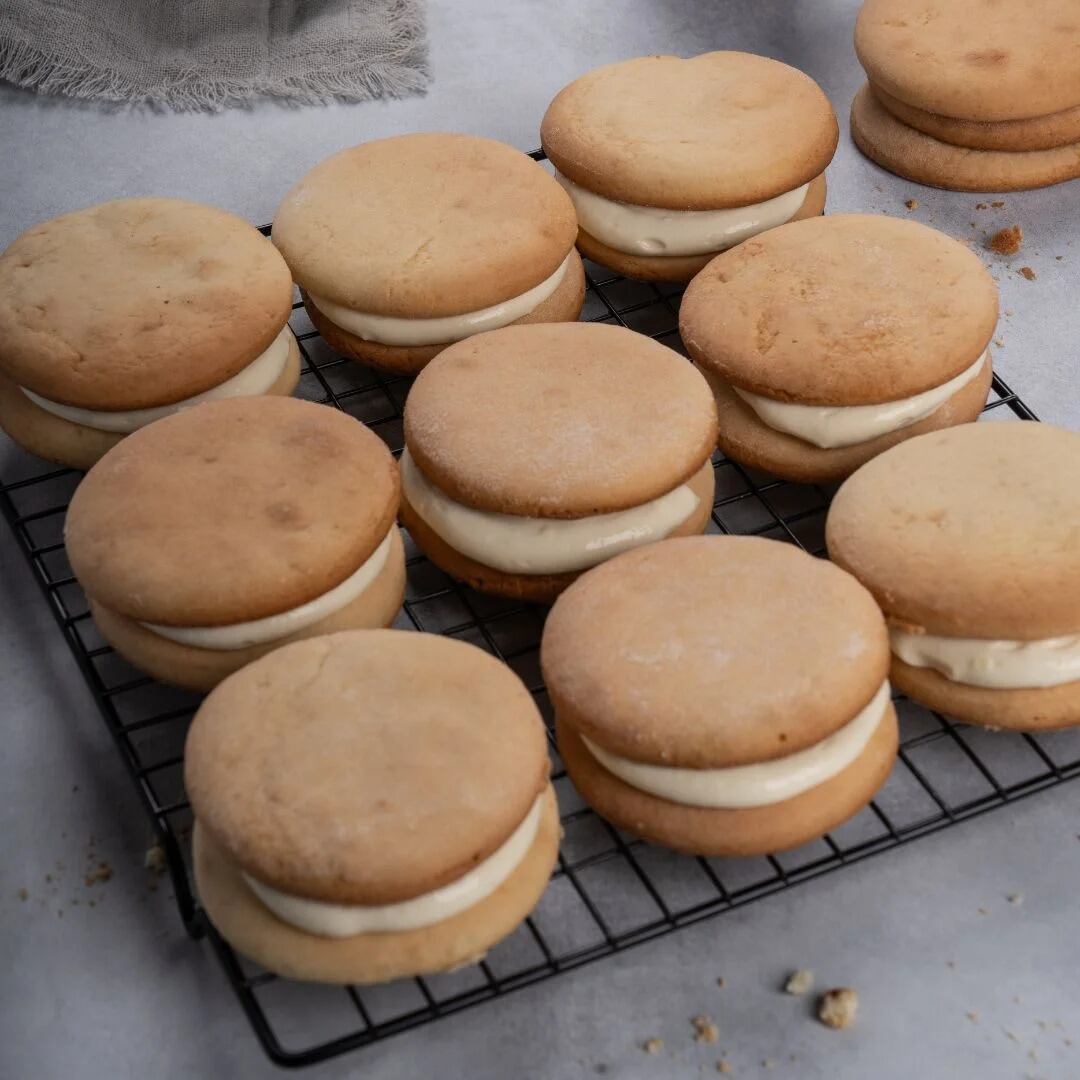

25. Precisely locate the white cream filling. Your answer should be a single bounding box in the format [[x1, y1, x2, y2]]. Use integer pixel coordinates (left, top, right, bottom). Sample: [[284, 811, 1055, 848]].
[[307, 254, 571, 348], [141, 529, 394, 651], [581, 681, 891, 809], [21, 326, 294, 435], [401, 449, 699, 575], [554, 171, 809, 257], [890, 627, 1080, 690], [734, 351, 988, 450], [242, 794, 543, 938]]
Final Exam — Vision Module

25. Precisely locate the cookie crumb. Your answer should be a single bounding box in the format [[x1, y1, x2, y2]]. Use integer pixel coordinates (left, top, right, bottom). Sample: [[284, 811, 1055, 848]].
[[1057, 255, 1064, 260], [784, 969, 814, 996], [716, 977, 727, 988], [1018, 266, 1037, 280], [17, 888, 28, 902], [988, 225, 1023, 255], [966, 1011, 980, 1023], [905, 198, 919, 210], [761, 1060, 776, 1070], [818, 988, 858, 1030], [1008, 893, 1024, 906], [693, 1016, 719, 1044], [977, 907, 990, 915], [144, 844, 167, 875], [85, 862, 113, 887], [991, 200, 1005, 208], [717, 1062, 732, 1075], [993, 338, 1004, 347], [1004, 1029, 1020, 1044], [643, 1037, 664, 1055], [976, 202, 989, 210]]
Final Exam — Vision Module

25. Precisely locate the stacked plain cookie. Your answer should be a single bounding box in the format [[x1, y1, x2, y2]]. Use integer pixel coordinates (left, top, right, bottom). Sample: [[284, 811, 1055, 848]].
[[542, 52, 837, 282], [853, 0, 1080, 190]]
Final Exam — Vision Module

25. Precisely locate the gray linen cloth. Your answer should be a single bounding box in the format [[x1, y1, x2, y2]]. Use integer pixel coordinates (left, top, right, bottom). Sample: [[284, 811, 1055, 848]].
[[0, 0, 429, 111]]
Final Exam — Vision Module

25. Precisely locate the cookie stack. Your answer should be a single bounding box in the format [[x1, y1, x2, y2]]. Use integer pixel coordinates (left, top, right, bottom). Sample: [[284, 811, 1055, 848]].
[[852, 0, 1080, 190]]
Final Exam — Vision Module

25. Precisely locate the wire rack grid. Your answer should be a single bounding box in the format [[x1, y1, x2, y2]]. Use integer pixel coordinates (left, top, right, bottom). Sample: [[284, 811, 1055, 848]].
[[2, 159, 1077, 1069]]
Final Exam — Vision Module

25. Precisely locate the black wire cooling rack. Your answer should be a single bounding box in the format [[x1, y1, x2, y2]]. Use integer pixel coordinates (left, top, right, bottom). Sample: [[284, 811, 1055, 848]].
[[3, 177, 1078, 1070]]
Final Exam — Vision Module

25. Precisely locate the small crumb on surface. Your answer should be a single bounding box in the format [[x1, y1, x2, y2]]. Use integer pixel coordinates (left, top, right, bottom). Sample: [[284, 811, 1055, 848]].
[[643, 1037, 664, 1055], [716, 977, 727, 988], [1029, 1049, 1039, 1063], [717, 1061, 732, 1075], [1004, 1029, 1020, 1044], [988, 225, 1023, 255], [17, 888, 28, 902], [818, 988, 859, 1030], [85, 863, 113, 887], [967, 1011, 980, 1023], [993, 338, 1005, 347], [905, 198, 918, 210], [991, 200, 1005, 208], [762, 1060, 776, 1070], [946, 960, 956, 969], [1018, 266, 1037, 280], [978, 907, 990, 916], [976, 202, 989, 209], [784, 969, 814, 996], [144, 844, 167, 875], [693, 1016, 719, 1044], [1008, 893, 1024, 906]]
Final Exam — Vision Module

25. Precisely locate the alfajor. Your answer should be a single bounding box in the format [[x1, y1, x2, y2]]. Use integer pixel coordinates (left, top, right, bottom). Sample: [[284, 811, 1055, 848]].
[[827, 422, 1080, 731], [541, 52, 837, 282], [187, 629, 559, 984], [852, 0, 1080, 190], [544, 536, 897, 856], [272, 133, 585, 374], [400, 322, 718, 603], [0, 198, 298, 470], [65, 396, 403, 691], [680, 214, 997, 482]]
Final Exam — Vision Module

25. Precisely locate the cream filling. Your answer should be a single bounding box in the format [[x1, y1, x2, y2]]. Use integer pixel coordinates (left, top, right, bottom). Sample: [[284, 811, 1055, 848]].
[[890, 627, 1080, 690], [242, 794, 543, 938], [581, 681, 890, 809], [307, 254, 571, 348], [734, 352, 987, 450], [554, 171, 809, 257], [401, 449, 700, 575], [21, 326, 294, 435], [141, 529, 394, 651]]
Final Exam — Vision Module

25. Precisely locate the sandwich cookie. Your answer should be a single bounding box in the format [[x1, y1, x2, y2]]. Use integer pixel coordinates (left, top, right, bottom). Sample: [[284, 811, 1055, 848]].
[[65, 397, 404, 692], [540, 52, 837, 283], [0, 198, 298, 470], [187, 630, 559, 984], [853, 0, 1080, 190], [400, 322, 718, 603], [272, 133, 585, 375], [827, 423, 1080, 731], [543, 536, 897, 856], [680, 214, 996, 482]]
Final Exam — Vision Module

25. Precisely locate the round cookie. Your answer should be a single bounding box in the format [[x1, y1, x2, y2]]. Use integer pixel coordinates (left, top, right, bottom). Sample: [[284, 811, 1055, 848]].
[[680, 213, 997, 482], [851, 85, 1080, 192], [543, 536, 897, 856], [574, 175, 828, 285], [0, 198, 298, 468], [855, 0, 1080, 122], [827, 423, 1080, 731], [187, 630, 558, 984], [541, 52, 838, 280], [66, 396, 403, 691], [273, 134, 583, 375], [400, 322, 719, 603], [871, 85, 1080, 153]]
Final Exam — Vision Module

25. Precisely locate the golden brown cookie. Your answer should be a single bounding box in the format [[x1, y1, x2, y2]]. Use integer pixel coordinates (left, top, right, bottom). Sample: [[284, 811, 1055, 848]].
[[543, 536, 896, 855], [66, 396, 403, 688], [574, 175, 827, 285], [827, 423, 1080, 730], [187, 630, 557, 983], [399, 322, 718, 601], [272, 134, 582, 371], [871, 84, 1080, 152], [855, 0, 1080, 122], [851, 85, 1080, 192], [0, 198, 297, 468]]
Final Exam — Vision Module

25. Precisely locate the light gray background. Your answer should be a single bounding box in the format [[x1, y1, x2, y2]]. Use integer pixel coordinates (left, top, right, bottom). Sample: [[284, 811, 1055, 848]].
[[1, 2, 1078, 1078]]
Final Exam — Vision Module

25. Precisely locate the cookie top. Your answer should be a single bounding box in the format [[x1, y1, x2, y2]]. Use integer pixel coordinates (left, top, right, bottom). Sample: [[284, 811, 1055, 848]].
[[272, 134, 577, 319], [855, 0, 1080, 121], [66, 397, 398, 626], [541, 536, 889, 767], [404, 323, 718, 517], [0, 198, 293, 411], [827, 422, 1080, 640], [680, 214, 998, 405], [540, 52, 838, 210], [185, 630, 549, 904]]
